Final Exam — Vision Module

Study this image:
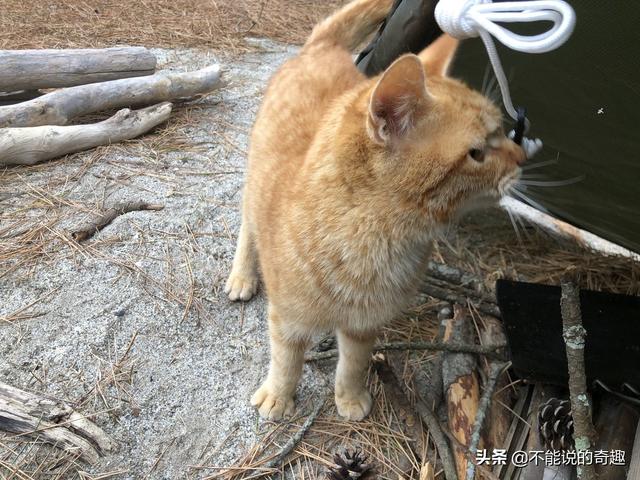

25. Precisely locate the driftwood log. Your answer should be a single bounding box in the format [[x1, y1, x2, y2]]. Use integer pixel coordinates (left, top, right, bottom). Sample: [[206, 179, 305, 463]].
[[442, 305, 480, 480], [465, 361, 508, 480], [0, 64, 222, 128], [0, 47, 156, 91], [479, 317, 512, 451], [0, 103, 173, 166], [501, 197, 638, 260], [0, 381, 114, 464]]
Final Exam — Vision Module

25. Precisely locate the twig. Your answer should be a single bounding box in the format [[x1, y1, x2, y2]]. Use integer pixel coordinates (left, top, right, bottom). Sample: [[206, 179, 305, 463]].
[[372, 355, 425, 463], [71, 201, 164, 241], [465, 361, 510, 480], [262, 398, 324, 472], [405, 384, 459, 480], [422, 280, 501, 318], [426, 262, 481, 290], [305, 340, 507, 362], [560, 267, 596, 480]]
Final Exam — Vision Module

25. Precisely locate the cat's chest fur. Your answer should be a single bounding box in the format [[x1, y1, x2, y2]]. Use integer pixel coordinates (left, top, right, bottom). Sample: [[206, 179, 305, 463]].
[[268, 199, 434, 332]]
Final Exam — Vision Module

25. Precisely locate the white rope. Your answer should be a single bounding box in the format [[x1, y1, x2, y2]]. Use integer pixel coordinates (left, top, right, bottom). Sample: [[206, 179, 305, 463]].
[[435, 0, 576, 157]]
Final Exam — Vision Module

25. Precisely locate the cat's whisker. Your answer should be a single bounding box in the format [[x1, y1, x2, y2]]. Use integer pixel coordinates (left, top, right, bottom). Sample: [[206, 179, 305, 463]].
[[506, 207, 524, 245], [510, 188, 550, 214], [514, 211, 531, 240], [519, 173, 547, 180], [519, 175, 585, 188], [522, 156, 559, 171]]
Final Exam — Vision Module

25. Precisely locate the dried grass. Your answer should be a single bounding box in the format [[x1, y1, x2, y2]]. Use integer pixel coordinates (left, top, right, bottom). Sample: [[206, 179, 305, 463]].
[[0, 0, 345, 52], [0, 437, 84, 480], [0, 334, 137, 480], [201, 374, 429, 480]]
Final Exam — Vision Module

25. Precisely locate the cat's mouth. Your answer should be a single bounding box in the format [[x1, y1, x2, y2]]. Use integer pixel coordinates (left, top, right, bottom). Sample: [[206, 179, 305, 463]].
[[497, 169, 522, 197]]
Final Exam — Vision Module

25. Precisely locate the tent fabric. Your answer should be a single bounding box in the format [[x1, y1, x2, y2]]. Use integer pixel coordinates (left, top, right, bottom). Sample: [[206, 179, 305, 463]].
[[356, 1, 640, 253]]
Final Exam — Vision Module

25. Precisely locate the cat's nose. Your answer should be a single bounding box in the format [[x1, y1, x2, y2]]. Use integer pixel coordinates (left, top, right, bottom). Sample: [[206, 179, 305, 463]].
[[508, 141, 526, 166]]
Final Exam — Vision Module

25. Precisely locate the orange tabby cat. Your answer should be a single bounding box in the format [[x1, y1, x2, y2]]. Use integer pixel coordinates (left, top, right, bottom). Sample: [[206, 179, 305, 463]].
[[225, 0, 525, 421]]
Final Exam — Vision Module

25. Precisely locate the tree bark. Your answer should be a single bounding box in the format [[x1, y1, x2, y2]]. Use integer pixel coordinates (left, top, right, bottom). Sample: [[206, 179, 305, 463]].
[[560, 268, 597, 480], [0, 64, 222, 128], [0, 102, 172, 166], [0, 47, 156, 91], [479, 317, 512, 452], [443, 305, 480, 480], [0, 381, 114, 464]]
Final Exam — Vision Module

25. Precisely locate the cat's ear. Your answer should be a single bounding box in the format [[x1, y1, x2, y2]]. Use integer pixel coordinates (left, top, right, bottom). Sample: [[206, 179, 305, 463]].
[[418, 34, 459, 76], [367, 54, 429, 146]]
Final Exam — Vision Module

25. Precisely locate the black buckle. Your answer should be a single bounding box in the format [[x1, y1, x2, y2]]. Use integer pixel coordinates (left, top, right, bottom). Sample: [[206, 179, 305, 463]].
[[512, 106, 527, 146]]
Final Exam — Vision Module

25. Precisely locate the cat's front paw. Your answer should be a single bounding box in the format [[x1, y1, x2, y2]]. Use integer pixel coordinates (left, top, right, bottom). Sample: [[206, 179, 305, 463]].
[[251, 383, 295, 420], [335, 389, 372, 421], [225, 271, 258, 301]]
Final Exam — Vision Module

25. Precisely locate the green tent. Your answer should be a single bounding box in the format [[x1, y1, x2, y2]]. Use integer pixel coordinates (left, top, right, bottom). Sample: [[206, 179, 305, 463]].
[[357, 1, 639, 253]]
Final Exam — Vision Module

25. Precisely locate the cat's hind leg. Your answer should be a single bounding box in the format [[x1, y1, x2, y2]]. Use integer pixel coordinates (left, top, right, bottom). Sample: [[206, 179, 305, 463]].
[[334, 328, 376, 420], [225, 199, 259, 301], [251, 305, 309, 420]]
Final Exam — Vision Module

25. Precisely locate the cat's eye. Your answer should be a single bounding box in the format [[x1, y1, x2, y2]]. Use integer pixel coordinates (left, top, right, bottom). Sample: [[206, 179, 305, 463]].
[[469, 148, 485, 163]]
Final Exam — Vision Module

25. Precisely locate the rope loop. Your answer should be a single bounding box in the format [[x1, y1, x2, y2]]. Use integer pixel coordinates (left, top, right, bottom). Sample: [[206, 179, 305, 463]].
[[435, 0, 576, 53], [434, 0, 576, 157]]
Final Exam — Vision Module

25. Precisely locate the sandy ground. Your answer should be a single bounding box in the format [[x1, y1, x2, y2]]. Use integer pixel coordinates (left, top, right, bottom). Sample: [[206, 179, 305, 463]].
[[1, 40, 333, 478]]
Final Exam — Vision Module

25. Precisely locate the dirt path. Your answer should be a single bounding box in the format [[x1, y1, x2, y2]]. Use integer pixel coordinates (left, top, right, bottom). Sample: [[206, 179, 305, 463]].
[[0, 40, 330, 479]]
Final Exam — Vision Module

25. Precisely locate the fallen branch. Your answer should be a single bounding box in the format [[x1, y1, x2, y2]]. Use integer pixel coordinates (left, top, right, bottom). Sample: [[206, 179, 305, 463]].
[[0, 64, 222, 128], [373, 355, 425, 473], [305, 340, 507, 362], [443, 305, 480, 480], [412, 306, 452, 416], [406, 382, 459, 480], [262, 398, 324, 472], [71, 201, 165, 241], [422, 279, 501, 318], [426, 262, 482, 291], [465, 362, 509, 480], [560, 267, 596, 480], [0, 381, 114, 464], [501, 197, 639, 260], [480, 317, 513, 451], [0, 102, 173, 166], [0, 47, 156, 90]]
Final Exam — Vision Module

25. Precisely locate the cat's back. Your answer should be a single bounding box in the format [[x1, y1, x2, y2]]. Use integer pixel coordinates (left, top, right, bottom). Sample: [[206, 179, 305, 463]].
[[247, 46, 364, 182]]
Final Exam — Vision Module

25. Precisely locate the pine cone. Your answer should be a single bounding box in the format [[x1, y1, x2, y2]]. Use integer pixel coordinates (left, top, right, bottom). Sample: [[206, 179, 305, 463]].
[[327, 449, 376, 480], [538, 397, 574, 450]]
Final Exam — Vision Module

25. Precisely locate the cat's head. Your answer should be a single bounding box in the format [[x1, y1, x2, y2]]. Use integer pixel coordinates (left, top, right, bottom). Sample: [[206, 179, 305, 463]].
[[362, 35, 525, 222]]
